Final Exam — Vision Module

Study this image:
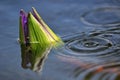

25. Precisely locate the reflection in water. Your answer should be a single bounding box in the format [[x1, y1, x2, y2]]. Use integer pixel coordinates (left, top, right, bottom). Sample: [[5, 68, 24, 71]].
[[20, 44, 51, 72], [56, 27, 120, 80], [80, 7, 120, 26]]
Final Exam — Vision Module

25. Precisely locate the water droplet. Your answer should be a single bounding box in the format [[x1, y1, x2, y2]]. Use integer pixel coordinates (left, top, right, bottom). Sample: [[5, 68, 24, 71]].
[[83, 40, 99, 48]]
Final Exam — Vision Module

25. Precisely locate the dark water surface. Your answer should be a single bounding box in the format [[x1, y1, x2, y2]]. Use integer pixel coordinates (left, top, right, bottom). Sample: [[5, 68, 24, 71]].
[[1, 0, 120, 80]]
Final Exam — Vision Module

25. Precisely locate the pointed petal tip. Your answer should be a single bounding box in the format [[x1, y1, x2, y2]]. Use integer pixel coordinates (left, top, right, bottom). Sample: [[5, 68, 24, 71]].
[[20, 9, 24, 14], [28, 12, 32, 17], [20, 9, 27, 17], [32, 7, 37, 16], [32, 7, 36, 11], [32, 7, 38, 15], [32, 7, 35, 10], [28, 12, 34, 20], [20, 9, 24, 11]]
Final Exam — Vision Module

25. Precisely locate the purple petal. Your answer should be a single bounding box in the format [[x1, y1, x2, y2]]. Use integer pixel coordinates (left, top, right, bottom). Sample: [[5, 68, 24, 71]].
[[20, 10, 28, 42], [20, 10, 27, 23]]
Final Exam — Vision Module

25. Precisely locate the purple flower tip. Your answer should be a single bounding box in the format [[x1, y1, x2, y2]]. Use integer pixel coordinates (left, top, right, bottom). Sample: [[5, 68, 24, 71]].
[[20, 10, 27, 24], [20, 9, 28, 43]]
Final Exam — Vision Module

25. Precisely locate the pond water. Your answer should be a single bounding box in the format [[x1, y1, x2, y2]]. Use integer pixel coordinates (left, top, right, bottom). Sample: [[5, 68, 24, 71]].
[[1, 0, 120, 80]]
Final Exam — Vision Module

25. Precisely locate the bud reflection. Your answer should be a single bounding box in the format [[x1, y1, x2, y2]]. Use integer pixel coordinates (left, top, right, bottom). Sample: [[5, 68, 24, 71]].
[[20, 44, 51, 72]]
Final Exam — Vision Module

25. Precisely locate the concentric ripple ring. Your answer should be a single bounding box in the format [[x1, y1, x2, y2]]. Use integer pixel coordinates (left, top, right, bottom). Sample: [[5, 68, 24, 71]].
[[56, 28, 120, 58], [80, 7, 120, 26], [77, 63, 120, 80]]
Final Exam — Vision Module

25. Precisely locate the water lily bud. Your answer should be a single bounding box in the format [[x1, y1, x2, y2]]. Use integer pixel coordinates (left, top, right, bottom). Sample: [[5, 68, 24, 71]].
[[19, 7, 64, 72], [19, 7, 64, 47]]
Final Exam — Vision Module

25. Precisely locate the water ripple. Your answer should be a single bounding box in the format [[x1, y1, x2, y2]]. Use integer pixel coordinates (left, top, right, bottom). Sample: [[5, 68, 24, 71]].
[[56, 27, 120, 64], [112, 0, 120, 5], [80, 7, 120, 26], [77, 63, 120, 80]]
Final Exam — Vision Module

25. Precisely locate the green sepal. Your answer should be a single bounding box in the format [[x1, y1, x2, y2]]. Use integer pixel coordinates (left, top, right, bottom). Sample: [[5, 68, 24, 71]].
[[19, 16, 25, 44], [32, 7, 64, 47]]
